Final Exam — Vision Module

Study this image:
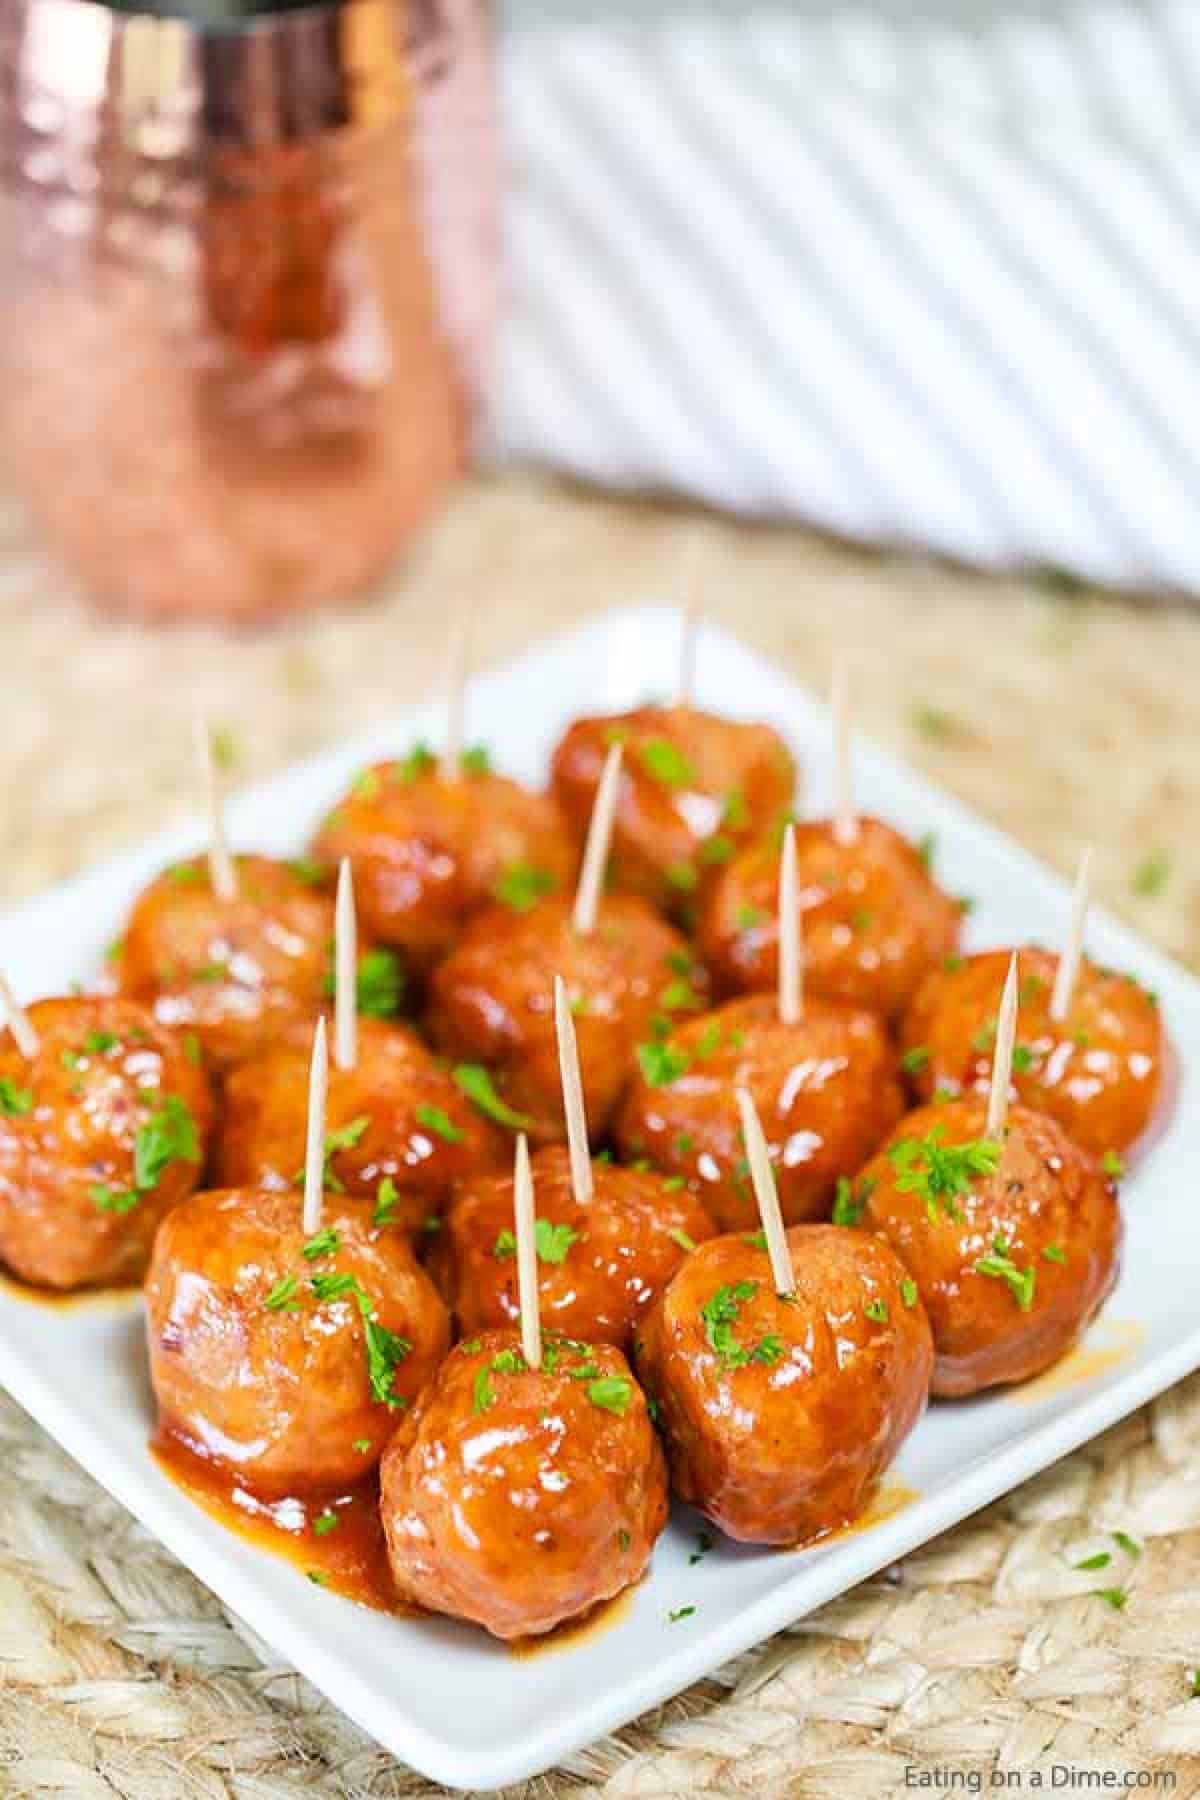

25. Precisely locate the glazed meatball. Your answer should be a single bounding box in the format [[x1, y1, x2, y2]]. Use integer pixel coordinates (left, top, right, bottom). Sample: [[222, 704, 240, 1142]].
[[146, 1187, 450, 1493], [426, 893, 709, 1143], [699, 816, 962, 1021], [615, 993, 904, 1231], [635, 1225, 932, 1545], [551, 705, 796, 919], [310, 753, 576, 976], [119, 853, 394, 1072], [218, 1017, 507, 1236], [430, 1143, 716, 1346], [853, 1098, 1122, 1398], [380, 1327, 667, 1638], [901, 947, 1169, 1162], [0, 997, 214, 1290]]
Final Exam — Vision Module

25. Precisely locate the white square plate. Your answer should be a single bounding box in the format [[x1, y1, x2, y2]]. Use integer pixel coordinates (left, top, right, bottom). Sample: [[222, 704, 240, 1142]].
[[0, 606, 1195, 1792]]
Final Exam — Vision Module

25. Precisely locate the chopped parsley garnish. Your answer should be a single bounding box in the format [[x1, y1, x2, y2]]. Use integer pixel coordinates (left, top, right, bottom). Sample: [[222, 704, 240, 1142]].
[[356, 948, 406, 1019], [473, 1346, 526, 1414], [900, 1278, 918, 1309], [699, 1281, 783, 1369], [1133, 852, 1171, 898], [864, 1298, 889, 1324], [1042, 1244, 1067, 1265], [493, 1229, 516, 1260], [637, 1040, 689, 1086], [666, 861, 698, 893], [0, 1078, 33, 1117], [312, 1510, 340, 1537], [1011, 1044, 1036, 1074], [535, 1219, 579, 1264], [84, 1030, 117, 1055], [832, 1175, 874, 1227], [317, 1116, 371, 1191], [1113, 1531, 1142, 1558], [1019, 974, 1046, 1005], [166, 862, 205, 886], [943, 953, 964, 973], [494, 864, 557, 912], [133, 1095, 198, 1192], [743, 1231, 768, 1250], [415, 1103, 463, 1144], [587, 1376, 632, 1416], [302, 1227, 341, 1261], [735, 905, 766, 931], [901, 1046, 930, 1075], [722, 789, 749, 829], [917, 832, 936, 871], [265, 1275, 301, 1312], [353, 1438, 372, 1454], [1102, 1150, 1125, 1178], [182, 1032, 202, 1067], [700, 834, 735, 866], [353, 769, 382, 801], [362, 1310, 412, 1409], [89, 1184, 139, 1215], [659, 978, 703, 1013], [1075, 1551, 1111, 1571], [310, 1271, 362, 1302], [460, 745, 491, 775], [689, 1532, 713, 1565], [373, 1177, 400, 1226], [668, 1228, 696, 1253], [618, 1529, 631, 1552], [974, 1239, 1036, 1312], [1094, 1587, 1128, 1612], [639, 739, 696, 788], [971, 1018, 997, 1054], [662, 1175, 685, 1192], [888, 1126, 1002, 1222], [394, 742, 435, 782], [287, 856, 327, 887], [667, 1605, 696, 1623], [452, 1063, 532, 1130], [674, 1133, 695, 1155]]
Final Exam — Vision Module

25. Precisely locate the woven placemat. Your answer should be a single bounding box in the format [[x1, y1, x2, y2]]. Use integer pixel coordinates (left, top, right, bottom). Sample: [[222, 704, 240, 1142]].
[[1, 472, 1199, 1799]]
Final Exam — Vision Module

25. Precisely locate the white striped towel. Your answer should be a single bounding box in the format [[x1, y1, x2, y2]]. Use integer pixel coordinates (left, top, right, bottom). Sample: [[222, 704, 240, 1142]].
[[480, 0, 1200, 593]]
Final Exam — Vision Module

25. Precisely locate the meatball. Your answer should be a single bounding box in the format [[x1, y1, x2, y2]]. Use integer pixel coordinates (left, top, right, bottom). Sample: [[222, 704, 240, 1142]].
[[699, 816, 962, 1021], [853, 1098, 1122, 1397], [900, 947, 1169, 1162], [218, 1017, 507, 1236], [118, 853, 376, 1072], [310, 753, 576, 976], [430, 1143, 716, 1346], [635, 1225, 932, 1545], [380, 1327, 667, 1638], [0, 996, 214, 1290], [615, 993, 904, 1231], [146, 1187, 449, 1493], [551, 705, 796, 918], [426, 893, 709, 1143]]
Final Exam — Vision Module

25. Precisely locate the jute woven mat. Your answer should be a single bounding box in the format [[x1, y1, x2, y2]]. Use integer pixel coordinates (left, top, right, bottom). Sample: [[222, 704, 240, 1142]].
[[1, 471, 1198, 1799]]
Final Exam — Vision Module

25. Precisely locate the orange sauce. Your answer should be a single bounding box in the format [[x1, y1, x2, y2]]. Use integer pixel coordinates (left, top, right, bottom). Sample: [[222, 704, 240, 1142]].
[[1011, 1318, 1144, 1404], [151, 1431, 403, 1612], [509, 1585, 636, 1658], [0, 1271, 140, 1311], [835, 1478, 921, 1537]]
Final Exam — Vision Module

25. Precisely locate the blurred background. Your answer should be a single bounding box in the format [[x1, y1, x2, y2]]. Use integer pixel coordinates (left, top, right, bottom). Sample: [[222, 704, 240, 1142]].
[[0, 0, 1193, 955]]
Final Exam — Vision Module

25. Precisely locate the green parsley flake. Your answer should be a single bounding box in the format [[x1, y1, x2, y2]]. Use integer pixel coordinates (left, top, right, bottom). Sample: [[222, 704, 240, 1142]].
[[460, 745, 491, 775], [699, 1281, 783, 1369], [373, 1177, 400, 1226], [166, 862, 205, 886], [302, 1227, 341, 1261], [84, 1031, 117, 1055], [1075, 1551, 1111, 1571], [494, 864, 557, 912], [618, 1529, 631, 1552], [888, 1126, 1002, 1223], [700, 834, 735, 866], [735, 905, 766, 931], [493, 1229, 516, 1260], [659, 979, 703, 1013], [453, 1064, 532, 1131], [535, 1219, 579, 1264], [1113, 1531, 1142, 1558], [917, 832, 936, 870], [637, 1040, 689, 1086], [668, 1228, 696, 1253], [395, 743, 435, 782], [900, 1278, 919, 1309], [415, 1103, 463, 1144], [689, 1531, 714, 1565], [639, 739, 696, 788], [361, 1307, 411, 1409], [1042, 1244, 1067, 1265], [353, 1438, 372, 1454], [265, 1275, 300, 1312], [974, 1240, 1037, 1312], [182, 1032, 202, 1067], [722, 789, 749, 829], [89, 1184, 139, 1215], [668, 1605, 696, 1623], [0, 1077, 33, 1117], [1011, 1044, 1036, 1074], [832, 1175, 874, 1227], [317, 1116, 371, 1191], [133, 1095, 198, 1192], [901, 1046, 930, 1075], [943, 953, 964, 973], [356, 948, 406, 1019], [1102, 1150, 1125, 1179], [864, 1298, 889, 1324], [287, 856, 327, 887], [312, 1509, 340, 1537], [1094, 1587, 1128, 1612], [1133, 852, 1171, 898], [666, 861, 698, 893], [587, 1376, 632, 1416]]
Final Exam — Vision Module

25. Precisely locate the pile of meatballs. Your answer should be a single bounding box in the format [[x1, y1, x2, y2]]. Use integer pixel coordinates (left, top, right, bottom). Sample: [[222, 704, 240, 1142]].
[[0, 695, 1169, 1642]]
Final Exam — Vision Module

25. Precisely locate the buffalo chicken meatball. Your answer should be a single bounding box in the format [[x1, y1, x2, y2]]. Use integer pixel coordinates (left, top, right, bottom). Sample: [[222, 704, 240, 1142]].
[[615, 993, 904, 1231], [852, 1098, 1122, 1397], [218, 1017, 506, 1236], [146, 1187, 449, 1492], [635, 1225, 932, 1544], [426, 893, 709, 1143], [700, 816, 962, 1021], [430, 1143, 716, 1346], [380, 1328, 667, 1638], [901, 948, 1169, 1162], [119, 853, 396, 1072], [310, 750, 576, 976], [0, 996, 213, 1290], [551, 705, 796, 919]]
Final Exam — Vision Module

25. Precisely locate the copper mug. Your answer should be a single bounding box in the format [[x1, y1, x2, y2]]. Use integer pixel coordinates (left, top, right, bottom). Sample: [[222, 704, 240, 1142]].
[[0, 0, 497, 622]]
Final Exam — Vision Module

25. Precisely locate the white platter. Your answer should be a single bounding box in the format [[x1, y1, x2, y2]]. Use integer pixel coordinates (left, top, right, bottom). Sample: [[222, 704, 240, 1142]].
[[0, 605, 1196, 1792]]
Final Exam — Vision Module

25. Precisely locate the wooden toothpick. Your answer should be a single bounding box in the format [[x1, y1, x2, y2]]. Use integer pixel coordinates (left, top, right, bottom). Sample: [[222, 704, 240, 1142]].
[[735, 1087, 795, 1296], [513, 1132, 543, 1370], [334, 857, 357, 1073], [1050, 848, 1093, 1023], [0, 974, 38, 1059], [985, 953, 1020, 1139], [439, 617, 470, 782], [831, 658, 859, 848], [778, 822, 803, 1025], [554, 975, 593, 1205], [678, 537, 702, 705], [301, 1016, 329, 1237], [572, 741, 623, 936], [193, 710, 237, 902]]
